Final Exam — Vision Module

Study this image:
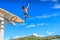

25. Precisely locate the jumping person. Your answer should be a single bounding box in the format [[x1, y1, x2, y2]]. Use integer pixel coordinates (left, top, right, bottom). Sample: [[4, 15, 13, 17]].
[[22, 3, 30, 19]]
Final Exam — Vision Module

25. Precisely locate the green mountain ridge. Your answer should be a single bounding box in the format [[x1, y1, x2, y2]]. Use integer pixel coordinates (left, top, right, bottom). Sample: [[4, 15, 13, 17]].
[[10, 35, 60, 40]]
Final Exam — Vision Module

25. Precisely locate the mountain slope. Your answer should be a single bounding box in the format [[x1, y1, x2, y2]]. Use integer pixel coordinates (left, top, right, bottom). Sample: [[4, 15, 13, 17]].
[[10, 35, 60, 40]]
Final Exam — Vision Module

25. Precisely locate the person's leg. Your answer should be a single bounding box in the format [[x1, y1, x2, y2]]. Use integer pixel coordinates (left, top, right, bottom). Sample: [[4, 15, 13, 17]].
[[27, 15, 30, 18], [24, 15, 26, 19], [26, 13, 30, 18], [24, 13, 30, 19], [24, 13, 27, 19]]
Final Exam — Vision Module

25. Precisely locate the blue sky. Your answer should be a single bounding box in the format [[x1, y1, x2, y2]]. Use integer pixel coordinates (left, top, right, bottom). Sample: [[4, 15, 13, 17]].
[[0, 0, 60, 40]]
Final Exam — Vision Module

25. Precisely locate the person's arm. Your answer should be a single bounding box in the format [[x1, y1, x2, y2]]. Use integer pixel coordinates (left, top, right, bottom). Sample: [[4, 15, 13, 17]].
[[26, 3, 29, 9]]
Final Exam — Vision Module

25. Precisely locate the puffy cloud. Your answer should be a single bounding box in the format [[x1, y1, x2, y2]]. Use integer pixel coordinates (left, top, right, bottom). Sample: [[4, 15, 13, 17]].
[[32, 33, 45, 37], [37, 23, 45, 26], [40, 0, 48, 2], [5, 38, 9, 40], [13, 36, 20, 38], [29, 14, 59, 20], [52, 4, 60, 9], [47, 31, 54, 35], [37, 23, 49, 26], [26, 23, 36, 28], [32, 33, 39, 37], [29, 17, 36, 20], [11, 36, 26, 39], [26, 23, 49, 28], [51, 0, 58, 2], [20, 23, 26, 26], [40, 0, 58, 2], [39, 35, 45, 37], [36, 13, 59, 19]]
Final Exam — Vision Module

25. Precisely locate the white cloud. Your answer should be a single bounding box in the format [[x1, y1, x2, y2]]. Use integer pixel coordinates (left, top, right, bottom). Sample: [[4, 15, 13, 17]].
[[37, 23, 45, 26], [29, 17, 36, 20], [32, 33, 45, 37], [11, 36, 26, 39], [47, 31, 54, 35], [16, 23, 27, 27], [13, 36, 20, 38], [26, 24, 36, 28], [37, 23, 50, 26], [39, 35, 45, 37], [45, 24, 50, 25], [26, 23, 50, 28], [5, 38, 9, 40], [36, 13, 58, 19], [32, 33, 39, 37], [40, 0, 48, 2], [51, 0, 58, 2], [20, 23, 26, 26], [29, 14, 59, 20], [52, 4, 60, 9], [5, 36, 20, 40], [40, 0, 58, 2]]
